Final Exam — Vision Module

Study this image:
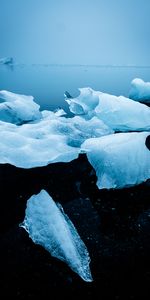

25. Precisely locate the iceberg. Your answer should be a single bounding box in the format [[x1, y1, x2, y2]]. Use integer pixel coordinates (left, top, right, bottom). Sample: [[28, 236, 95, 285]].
[[129, 78, 150, 103], [21, 189, 93, 282], [81, 132, 150, 189], [0, 57, 13, 65], [66, 88, 150, 132], [0, 90, 42, 124]]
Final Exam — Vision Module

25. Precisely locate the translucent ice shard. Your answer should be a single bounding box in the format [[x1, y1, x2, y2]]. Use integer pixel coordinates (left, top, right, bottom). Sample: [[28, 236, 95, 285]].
[[66, 87, 99, 116], [21, 190, 93, 282]]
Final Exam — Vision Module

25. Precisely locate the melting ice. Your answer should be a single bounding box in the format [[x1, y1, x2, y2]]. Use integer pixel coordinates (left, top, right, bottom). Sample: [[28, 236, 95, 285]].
[[0, 82, 149, 188], [0, 90, 42, 124], [82, 132, 150, 189], [129, 78, 150, 103], [21, 189, 93, 282], [0, 90, 112, 168], [67, 87, 150, 131]]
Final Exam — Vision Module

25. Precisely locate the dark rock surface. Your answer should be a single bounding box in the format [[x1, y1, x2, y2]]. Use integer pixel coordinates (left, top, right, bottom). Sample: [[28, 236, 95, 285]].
[[0, 154, 150, 299]]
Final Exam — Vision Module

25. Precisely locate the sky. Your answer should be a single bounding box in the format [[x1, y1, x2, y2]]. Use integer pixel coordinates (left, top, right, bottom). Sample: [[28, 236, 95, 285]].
[[0, 0, 150, 65]]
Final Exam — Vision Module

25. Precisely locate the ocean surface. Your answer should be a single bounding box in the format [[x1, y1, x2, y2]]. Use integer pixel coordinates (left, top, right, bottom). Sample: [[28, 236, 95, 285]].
[[0, 64, 150, 113]]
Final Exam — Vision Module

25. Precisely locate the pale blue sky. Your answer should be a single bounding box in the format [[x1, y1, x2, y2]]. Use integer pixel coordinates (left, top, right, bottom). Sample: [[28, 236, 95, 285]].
[[0, 0, 150, 65]]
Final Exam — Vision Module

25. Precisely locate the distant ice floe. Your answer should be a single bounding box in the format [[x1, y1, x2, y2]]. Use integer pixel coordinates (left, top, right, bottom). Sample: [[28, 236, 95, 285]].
[[21, 189, 93, 282], [0, 90, 42, 125], [0, 57, 13, 65], [129, 78, 150, 103], [81, 132, 150, 189], [66, 87, 150, 131]]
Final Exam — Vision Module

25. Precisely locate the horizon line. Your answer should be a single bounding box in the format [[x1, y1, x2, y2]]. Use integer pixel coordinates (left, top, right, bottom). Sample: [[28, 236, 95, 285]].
[[1, 62, 150, 68]]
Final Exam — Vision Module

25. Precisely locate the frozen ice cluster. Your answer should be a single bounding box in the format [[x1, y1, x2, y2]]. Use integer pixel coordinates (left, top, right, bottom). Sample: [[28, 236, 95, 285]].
[[0, 91, 112, 168], [21, 189, 93, 282], [66, 87, 150, 132], [0, 90, 42, 124], [129, 78, 150, 103], [0, 81, 150, 188]]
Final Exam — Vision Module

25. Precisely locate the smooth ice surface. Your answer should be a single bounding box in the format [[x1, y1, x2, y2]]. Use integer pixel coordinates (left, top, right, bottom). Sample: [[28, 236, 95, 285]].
[[129, 78, 150, 103], [82, 132, 150, 189], [0, 96, 112, 168], [21, 189, 93, 282], [0, 90, 42, 124], [67, 88, 150, 131]]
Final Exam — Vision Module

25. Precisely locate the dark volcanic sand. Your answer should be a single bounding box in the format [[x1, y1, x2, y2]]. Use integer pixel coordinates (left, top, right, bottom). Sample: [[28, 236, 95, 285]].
[[0, 154, 150, 299]]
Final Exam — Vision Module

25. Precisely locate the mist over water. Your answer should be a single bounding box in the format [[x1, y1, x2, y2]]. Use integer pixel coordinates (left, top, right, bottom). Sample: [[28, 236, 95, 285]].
[[0, 0, 150, 66], [0, 64, 150, 112]]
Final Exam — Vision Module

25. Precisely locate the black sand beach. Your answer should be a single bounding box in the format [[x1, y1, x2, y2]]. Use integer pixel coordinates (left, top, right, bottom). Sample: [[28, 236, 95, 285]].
[[0, 154, 150, 299]]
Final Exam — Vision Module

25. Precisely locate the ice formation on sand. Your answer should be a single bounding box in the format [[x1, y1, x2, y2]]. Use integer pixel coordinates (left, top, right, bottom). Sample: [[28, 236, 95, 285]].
[[81, 132, 150, 189], [129, 78, 150, 103], [21, 190, 93, 282], [66, 88, 150, 132]]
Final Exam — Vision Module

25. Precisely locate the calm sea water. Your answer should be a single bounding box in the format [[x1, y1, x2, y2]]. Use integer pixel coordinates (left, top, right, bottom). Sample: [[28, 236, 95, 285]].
[[0, 64, 150, 113]]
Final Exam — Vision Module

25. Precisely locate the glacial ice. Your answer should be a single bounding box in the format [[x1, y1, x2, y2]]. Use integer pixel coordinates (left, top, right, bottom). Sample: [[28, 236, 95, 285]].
[[41, 110, 113, 146], [0, 87, 149, 188], [0, 90, 42, 124], [0, 99, 112, 168], [63, 115, 113, 147], [67, 88, 150, 131], [66, 88, 99, 116], [0, 120, 79, 168], [21, 189, 93, 282], [81, 132, 150, 189], [129, 78, 150, 103]]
